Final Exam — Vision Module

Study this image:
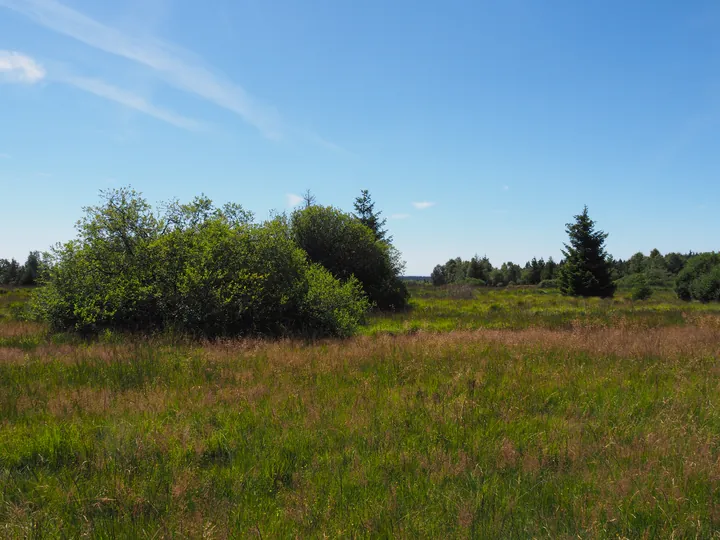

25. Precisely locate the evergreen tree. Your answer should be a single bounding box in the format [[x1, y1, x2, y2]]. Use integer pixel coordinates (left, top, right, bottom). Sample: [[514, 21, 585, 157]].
[[352, 189, 390, 243], [467, 255, 488, 282], [302, 189, 316, 209], [19, 251, 42, 285], [541, 256, 557, 281], [557, 206, 616, 297]]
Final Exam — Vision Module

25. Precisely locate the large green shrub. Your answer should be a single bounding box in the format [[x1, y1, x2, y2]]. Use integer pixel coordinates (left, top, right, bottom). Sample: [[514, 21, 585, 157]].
[[291, 205, 409, 310], [33, 189, 369, 337], [675, 253, 720, 302]]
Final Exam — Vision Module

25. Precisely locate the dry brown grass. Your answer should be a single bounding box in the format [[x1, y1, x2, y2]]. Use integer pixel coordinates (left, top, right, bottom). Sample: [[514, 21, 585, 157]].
[[0, 321, 45, 338]]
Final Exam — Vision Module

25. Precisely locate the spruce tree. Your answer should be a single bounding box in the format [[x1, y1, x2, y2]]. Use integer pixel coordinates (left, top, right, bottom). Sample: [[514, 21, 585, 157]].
[[558, 206, 616, 297], [353, 189, 390, 243]]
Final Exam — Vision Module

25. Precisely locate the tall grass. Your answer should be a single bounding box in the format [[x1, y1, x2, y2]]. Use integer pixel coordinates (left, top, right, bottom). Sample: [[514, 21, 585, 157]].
[[1, 286, 720, 537]]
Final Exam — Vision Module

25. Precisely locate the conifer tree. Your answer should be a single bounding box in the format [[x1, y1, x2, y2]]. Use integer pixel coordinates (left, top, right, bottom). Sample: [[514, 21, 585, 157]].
[[558, 206, 616, 297], [353, 190, 390, 243]]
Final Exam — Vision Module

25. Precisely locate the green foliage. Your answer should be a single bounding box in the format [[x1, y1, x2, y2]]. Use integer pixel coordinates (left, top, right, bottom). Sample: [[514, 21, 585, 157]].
[[675, 253, 720, 302], [558, 206, 616, 297], [430, 264, 447, 286], [689, 266, 720, 303], [352, 189, 389, 242], [430, 256, 555, 288], [33, 188, 369, 337], [665, 252, 685, 275], [631, 276, 653, 301], [300, 265, 370, 338], [0, 252, 46, 286], [291, 205, 408, 310], [537, 279, 557, 289]]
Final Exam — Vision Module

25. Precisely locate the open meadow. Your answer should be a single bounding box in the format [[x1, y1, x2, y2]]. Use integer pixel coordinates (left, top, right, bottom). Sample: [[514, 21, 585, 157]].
[[2, 284, 720, 537]]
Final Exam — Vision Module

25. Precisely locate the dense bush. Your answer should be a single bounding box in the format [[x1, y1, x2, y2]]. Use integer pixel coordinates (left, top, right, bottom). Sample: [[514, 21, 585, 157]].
[[291, 205, 409, 310], [675, 253, 720, 302], [689, 267, 720, 303], [537, 279, 557, 289], [631, 276, 653, 301], [33, 189, 369, 337]]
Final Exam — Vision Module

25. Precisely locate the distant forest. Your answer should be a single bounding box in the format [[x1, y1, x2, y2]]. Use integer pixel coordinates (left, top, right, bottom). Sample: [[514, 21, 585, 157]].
[[430, 249, 693, 289]]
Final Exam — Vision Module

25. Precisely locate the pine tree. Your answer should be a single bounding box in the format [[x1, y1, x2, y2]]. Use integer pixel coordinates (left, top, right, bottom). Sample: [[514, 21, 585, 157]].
[[558, 206, 616, 297], [353, 189, 390, 242]]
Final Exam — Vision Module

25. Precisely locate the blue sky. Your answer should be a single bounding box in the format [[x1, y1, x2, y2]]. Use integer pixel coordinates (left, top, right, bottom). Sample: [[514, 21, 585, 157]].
[[1, 0, 718, 275]]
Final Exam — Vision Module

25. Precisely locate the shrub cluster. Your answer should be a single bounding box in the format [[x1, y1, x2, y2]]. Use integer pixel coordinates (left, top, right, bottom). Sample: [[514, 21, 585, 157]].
[[675, 253, 720, 303], [33, 189, 370, 337]]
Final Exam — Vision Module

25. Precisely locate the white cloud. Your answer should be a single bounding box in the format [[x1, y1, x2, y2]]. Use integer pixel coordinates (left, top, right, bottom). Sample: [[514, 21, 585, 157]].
[[286, 193, 304, 207], [391, 213, 410, 220], [412, 201, 435, 210], [60, 75, 203, 130], [0, 50, 45, 83], [0, 0, 282, 138]]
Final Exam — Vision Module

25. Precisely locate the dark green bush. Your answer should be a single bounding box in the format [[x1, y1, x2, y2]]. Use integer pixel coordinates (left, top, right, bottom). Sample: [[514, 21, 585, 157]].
[[675, 253, 720, 302], [689, 266, 720, 303], [291, 205, 408, 310]]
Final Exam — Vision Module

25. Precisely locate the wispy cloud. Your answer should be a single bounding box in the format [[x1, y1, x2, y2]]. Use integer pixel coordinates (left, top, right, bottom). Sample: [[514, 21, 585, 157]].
[[59, 74, 203, 131], [412, 201, 435, 210], [0, 47, 200, 130], [286, 193, 304, 208], [0, 0, 282, 138], [391, 213, 410, 220], [0, 50, 45, 83]]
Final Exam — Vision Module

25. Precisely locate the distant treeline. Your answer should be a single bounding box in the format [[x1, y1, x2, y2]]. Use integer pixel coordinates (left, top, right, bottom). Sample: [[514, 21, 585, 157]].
[[0, 252, 44, 286], [431, 250, 699, 288], [432, 250, 720, 302], [431, 207, 720, 302]]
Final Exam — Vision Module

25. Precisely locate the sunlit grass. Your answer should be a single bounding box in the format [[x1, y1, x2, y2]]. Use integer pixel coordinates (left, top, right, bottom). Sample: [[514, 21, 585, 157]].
[[363, 283, 720, 335], [2, 285, 720, 537]]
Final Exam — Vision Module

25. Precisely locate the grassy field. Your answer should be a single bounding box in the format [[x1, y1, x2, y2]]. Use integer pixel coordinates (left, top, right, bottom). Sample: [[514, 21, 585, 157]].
[[2, 284, 720, 537]]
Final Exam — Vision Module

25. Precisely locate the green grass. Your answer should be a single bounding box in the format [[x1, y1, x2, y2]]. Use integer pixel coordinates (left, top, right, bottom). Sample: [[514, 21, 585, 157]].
[[363, 283, 720, 335], [2, 285, 720, 537]]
